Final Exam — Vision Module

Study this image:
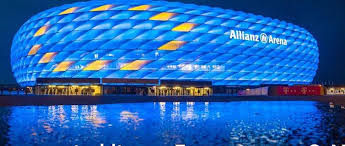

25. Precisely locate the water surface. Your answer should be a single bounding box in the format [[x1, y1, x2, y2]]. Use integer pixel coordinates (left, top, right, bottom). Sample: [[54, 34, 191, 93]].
[[0, 101, 344, 145]]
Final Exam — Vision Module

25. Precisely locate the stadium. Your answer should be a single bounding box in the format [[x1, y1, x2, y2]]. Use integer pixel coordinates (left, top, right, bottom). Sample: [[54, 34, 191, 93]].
[[10, 0, 319, 96]]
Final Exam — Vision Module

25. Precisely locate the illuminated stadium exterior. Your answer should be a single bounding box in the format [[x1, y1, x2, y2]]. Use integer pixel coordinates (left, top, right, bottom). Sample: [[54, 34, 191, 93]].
[[10, 0, 319, 95]]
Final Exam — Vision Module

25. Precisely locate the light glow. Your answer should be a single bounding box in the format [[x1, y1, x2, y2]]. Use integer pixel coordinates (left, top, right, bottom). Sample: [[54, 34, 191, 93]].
[[149, 12, 176, 21], [28, 45, 41, 55], [53, 61, 74, 72], [90, 4, 113, 11], [83, 60, 111, 71], [59, 7, 78, 15], [39, 52, 56, 63], [120, 60, 151, 70], [128, 5, 151, 11], [158, 41, 186, 50], [34, 25, 49, 37], [172, 23, 197, 32]]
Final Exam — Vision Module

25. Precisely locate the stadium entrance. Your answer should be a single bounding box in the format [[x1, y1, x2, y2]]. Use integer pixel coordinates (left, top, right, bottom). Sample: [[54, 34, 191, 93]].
[[147, 80, 212, 96], [148, 86, 211, 96], [35, 85, 102, 96]]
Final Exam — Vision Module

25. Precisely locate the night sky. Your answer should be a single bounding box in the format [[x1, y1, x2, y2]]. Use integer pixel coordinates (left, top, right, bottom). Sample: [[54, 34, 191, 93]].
[[1, 0, 345, 85]]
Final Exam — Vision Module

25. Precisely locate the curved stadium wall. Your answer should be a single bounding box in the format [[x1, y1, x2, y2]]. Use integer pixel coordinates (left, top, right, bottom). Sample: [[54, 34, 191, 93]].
[[11, 0, 319, 87]]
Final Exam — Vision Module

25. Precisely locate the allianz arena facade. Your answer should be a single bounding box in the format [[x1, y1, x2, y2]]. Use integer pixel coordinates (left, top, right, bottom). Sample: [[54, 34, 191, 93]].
[[11, 0, 319, 87]]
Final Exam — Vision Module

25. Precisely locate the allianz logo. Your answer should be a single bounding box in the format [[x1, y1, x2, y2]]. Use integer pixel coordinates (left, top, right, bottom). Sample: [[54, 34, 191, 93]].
[[229, 30, 288, 46]]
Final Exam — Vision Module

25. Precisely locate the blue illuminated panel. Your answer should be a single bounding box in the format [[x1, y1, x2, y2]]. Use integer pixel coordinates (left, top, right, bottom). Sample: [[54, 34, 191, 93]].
[[11, 0, 319, 87]]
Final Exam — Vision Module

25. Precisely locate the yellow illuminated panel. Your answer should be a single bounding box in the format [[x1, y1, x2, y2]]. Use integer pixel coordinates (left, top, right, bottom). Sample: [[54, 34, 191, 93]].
[[39, 52, 56, 63], [120, 60, 151, 70], [128, 5, 151, 11], [28, 44, 41, 55], [59, 7, 78, 15], [158, 41, 186, 50], [53, 61, 74, 72], [83, 60, 111, 71], [90, 85, 102, 96], [149, 12, 176, 21], [34, 25, 49, 37], [172, 23, 197, 32], [90, 4, 113, 11]]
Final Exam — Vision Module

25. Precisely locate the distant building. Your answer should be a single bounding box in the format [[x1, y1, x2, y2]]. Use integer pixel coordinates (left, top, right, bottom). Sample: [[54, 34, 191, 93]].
[[10, 0, 319, 96]]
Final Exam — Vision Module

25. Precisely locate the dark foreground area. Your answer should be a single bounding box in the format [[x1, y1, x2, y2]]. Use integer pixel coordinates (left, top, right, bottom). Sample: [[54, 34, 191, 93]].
[[1, 101, 345, 145], [0, 95, 345, 106]]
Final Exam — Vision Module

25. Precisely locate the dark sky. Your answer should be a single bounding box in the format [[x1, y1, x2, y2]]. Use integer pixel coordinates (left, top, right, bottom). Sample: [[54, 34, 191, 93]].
[[1, 0, 345, 85]]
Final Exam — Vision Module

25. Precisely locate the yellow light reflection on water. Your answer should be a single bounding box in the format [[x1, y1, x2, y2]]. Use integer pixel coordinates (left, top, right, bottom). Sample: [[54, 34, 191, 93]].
[[172, 102, 180, 119], [83, 105, 107, 127], [120, 111, 143, 129]]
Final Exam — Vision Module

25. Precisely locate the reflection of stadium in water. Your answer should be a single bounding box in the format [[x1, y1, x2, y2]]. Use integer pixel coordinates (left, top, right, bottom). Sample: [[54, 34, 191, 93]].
[[0, 102, 344, 145]]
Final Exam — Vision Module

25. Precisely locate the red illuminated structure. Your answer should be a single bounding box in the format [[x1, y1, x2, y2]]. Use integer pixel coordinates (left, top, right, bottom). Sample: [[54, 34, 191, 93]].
[[269, 85, 324, 96]]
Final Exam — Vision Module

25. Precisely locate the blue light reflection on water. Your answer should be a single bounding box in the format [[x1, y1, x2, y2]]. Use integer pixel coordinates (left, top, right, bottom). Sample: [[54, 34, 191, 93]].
[[1, 101, 345, 145]]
